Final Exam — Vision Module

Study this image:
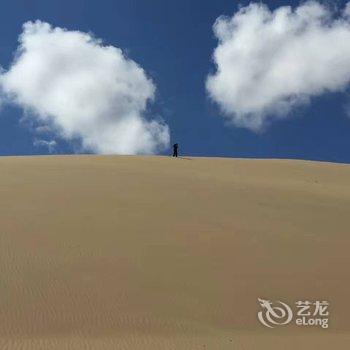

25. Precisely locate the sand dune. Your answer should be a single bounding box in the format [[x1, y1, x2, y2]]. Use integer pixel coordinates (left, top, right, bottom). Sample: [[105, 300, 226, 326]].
[[0, 155, 349, 349]]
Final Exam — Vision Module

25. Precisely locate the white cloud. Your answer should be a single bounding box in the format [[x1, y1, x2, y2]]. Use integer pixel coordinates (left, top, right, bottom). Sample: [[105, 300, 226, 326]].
[[1, 21, 170, 154], [206, 1, 350, 131]]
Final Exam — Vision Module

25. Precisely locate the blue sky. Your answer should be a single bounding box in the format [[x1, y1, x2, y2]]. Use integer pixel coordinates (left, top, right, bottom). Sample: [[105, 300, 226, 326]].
[[0, 0, 350, 162]]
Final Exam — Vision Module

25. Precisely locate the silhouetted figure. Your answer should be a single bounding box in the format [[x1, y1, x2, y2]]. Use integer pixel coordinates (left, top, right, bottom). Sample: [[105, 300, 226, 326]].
[[173, 143, 178, 157]]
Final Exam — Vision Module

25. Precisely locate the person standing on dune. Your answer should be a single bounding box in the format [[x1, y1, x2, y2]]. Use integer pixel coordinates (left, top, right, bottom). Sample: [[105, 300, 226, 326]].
[[173, 143, 179, 157]]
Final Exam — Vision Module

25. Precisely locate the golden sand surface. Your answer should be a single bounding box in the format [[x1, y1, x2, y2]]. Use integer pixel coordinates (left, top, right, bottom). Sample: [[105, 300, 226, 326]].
[[0, 155, 349, 349]]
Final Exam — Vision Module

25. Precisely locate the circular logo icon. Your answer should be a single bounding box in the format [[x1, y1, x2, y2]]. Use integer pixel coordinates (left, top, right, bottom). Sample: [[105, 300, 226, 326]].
[[258, 298, 293, 328]]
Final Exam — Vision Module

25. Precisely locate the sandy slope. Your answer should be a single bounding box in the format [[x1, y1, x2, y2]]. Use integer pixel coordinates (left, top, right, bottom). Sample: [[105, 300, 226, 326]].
[[0, 155, 349, 349]]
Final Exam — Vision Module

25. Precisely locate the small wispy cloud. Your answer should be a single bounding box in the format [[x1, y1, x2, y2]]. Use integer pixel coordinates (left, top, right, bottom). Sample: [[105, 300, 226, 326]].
[[33, 139, 57, 153]]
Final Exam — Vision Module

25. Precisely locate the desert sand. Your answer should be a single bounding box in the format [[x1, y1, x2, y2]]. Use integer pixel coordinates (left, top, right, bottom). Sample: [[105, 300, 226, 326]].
[[0, 155, 349, 349]]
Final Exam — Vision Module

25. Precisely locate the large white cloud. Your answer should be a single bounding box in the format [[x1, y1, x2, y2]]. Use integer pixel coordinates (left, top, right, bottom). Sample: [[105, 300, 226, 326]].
[[206, 1, 350, 131], [1, 21, 170, 154]]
